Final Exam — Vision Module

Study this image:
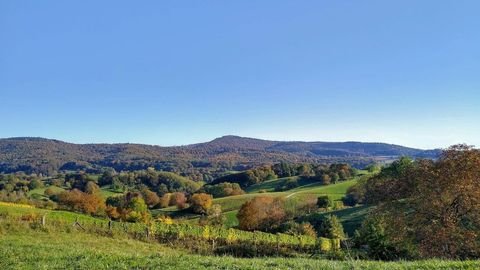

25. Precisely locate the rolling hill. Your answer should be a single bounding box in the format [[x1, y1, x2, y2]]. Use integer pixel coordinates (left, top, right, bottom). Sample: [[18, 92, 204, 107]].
[[0, 135, 440, 175]]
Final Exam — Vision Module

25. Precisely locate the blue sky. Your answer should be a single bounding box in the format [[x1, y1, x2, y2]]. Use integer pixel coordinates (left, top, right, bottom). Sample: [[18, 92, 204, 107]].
[[1, 1, 479, 149]]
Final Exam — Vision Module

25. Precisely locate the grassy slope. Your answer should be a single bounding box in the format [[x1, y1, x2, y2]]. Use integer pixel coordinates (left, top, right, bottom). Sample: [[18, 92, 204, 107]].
[[155, 177, 360, 228], [1, 227, 478, 269], [0, 202, 104, 224]]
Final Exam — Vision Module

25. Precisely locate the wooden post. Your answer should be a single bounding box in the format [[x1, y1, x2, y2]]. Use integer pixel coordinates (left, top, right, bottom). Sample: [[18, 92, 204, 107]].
[[73, 218, 86, 231], [276, 234, 280, 255], [108, 220, 112, 231], [41, 214, 46, 228], [253, 234, 257, 257]]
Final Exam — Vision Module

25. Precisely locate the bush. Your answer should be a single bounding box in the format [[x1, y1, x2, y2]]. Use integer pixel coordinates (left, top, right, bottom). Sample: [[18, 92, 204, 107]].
[[354, 217, 408, 260], [279, 221, 317, 237], [317, 195, 333, 209]]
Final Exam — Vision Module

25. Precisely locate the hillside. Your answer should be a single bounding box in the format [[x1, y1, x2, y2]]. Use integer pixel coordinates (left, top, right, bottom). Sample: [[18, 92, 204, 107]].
[[0, 136, 439, 175], [1, 203, 478, 269]]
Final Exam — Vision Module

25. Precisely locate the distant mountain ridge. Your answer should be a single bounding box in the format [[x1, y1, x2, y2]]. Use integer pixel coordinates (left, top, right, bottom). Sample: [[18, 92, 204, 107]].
[[0, 135, 440, 175]]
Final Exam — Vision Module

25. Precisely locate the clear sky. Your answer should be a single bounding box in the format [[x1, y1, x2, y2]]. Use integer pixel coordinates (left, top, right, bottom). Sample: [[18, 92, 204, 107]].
[[1, 1, 479, 149]]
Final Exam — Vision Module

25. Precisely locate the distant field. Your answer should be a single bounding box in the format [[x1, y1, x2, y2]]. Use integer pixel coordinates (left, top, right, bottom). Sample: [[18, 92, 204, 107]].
[[246, 176, 302, 193], [27, 186, 65, 198], [287, 179, 358, 201], [99, 185, 123, 198], [28, 185, 122, 200]]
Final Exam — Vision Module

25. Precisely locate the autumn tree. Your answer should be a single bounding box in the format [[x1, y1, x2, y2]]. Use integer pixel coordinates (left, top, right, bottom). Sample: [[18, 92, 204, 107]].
[[190, 193, 213, 214], [169, 192, 187, 209], [141, 188, 160, 208], [85, 181, 100, 194], [57, 189, 106, 215], [105, 192, 150, 223], [237, 196, 286, 232], [298, 194, 318, 214], [322, 174, 331, 185], [360, 145, 480, 259]]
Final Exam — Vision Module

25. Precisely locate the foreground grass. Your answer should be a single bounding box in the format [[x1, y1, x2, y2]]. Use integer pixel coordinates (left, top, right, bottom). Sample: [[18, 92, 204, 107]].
[[1, 229, 479, 270]]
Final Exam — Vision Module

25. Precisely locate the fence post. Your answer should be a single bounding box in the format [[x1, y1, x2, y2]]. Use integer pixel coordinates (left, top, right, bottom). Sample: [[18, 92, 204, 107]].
[[41, 214, 46, 228], [145, 226, 150, 240], [254, 234, 257, 257], [276, 234, 280, 255]]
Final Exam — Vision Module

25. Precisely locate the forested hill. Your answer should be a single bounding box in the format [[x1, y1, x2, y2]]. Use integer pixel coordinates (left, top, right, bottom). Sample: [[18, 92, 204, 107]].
[[0, 136, 440, 175]]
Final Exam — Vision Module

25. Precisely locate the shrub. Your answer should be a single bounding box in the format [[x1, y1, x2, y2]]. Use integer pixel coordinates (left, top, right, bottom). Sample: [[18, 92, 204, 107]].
[[354, 217, 407, 260], [280, 221, 317, 237], [317, 195, 333, 209]]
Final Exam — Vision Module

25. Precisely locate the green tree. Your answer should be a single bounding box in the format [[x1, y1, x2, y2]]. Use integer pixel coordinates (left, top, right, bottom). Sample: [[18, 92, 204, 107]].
[[28, 179, 44, 190], [317, 195, 333, 209], [318, 215, 345, 239]]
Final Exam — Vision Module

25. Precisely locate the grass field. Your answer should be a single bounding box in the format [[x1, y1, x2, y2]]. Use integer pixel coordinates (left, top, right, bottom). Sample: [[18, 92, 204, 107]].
[[28, 185, 122, 200], [28, 186, 65, 197], [99, 185, 124, 198], [246, 176, 302, 193], [1, 225, 478, 269]]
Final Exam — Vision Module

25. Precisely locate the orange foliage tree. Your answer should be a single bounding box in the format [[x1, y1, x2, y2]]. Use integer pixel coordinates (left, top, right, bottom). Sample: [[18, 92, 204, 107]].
[[190, 193, 213, 214], [237, 196, 286, 232], [57, 189, 105, 215], [364, 145, 480, 259]]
